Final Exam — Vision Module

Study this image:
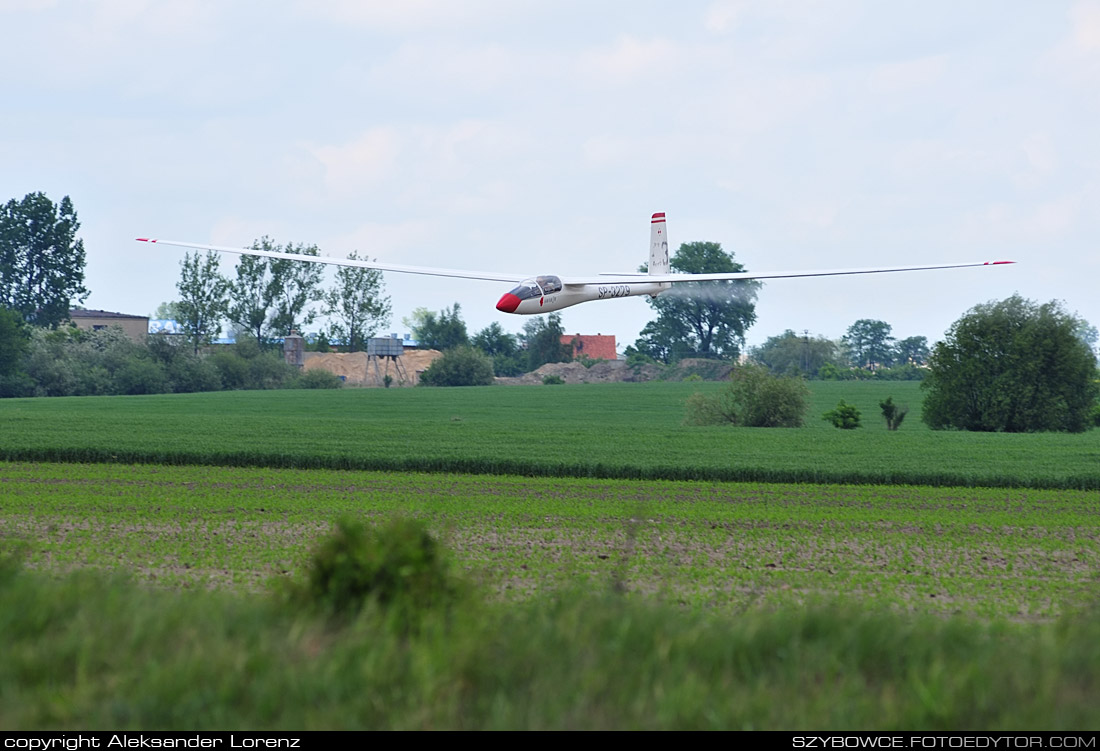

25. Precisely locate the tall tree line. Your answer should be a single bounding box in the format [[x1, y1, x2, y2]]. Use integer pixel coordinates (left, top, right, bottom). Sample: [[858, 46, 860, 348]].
[[171, 239, 390, 352], [0, 192, 88, 327]]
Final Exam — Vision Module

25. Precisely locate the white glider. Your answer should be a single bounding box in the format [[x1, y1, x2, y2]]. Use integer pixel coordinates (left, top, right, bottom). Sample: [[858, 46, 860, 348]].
[[137, 213, 1014, 315]]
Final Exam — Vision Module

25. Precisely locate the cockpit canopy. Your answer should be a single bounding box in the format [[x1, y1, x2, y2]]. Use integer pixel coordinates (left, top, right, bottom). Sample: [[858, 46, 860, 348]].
[[506, 275, 563, 301]]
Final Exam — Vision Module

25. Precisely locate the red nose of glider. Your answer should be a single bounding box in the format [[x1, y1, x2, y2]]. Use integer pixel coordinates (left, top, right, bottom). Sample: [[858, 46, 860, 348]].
[[496, 292, 521, 313]]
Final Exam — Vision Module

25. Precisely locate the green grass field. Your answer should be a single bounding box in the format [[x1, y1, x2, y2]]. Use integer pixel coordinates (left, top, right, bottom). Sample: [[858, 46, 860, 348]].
[[1, 381, 1099, 729], [2, 381, 1098, 487], [3, 462, 1097, 620]]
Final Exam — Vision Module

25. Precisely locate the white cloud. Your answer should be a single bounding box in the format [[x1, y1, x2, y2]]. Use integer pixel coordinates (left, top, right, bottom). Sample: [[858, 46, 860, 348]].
[[577, 35, 681, 84], [295, 0, 538, 32], [704, 0, 749, 34], [867, 54, 950, 93], [308, 127, 403, 196]]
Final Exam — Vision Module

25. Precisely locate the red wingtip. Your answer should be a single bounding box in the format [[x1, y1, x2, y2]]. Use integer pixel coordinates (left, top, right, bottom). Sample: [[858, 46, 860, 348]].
[[986, 260, 1015, 265], [136, 237, 156, 243]]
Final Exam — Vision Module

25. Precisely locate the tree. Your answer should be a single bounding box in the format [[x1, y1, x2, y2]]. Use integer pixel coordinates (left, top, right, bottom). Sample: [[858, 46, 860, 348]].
[[227, 238, 323, 343], [750, 329, 839, 378], [1074, 321, 1099, 362], [322, 251, 391, 352], [0, 193, 88, 327], [176, 251, 230, 353], [843, 319, 894, 370], [264, 240, 325, 337], [880, 397, 909, 431], [228, 254, 280, 344], [408, 304, 468, 351], [894, 335, 930, 366], [152, 301, 183, 320], [0, 307, 29, 383], [522, 312, 571, 372], [471, 322, 525, 376], [418, 346, 495, 386], [922, 295, 1099, 433], [632, 241, 759, 363]]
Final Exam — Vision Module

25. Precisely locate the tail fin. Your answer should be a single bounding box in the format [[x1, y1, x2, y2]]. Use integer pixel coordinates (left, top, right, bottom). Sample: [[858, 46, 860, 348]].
[[649, 212, 670, 275]]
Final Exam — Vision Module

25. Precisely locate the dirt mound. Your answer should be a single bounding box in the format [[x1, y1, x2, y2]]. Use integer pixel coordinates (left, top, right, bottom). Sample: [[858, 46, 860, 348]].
[[496, 359, 663, 385], [303, 349, 442, 386]]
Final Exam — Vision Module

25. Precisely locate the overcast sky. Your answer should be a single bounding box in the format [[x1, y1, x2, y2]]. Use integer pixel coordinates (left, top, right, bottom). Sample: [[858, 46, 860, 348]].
[[3, 1, 1097, 351]]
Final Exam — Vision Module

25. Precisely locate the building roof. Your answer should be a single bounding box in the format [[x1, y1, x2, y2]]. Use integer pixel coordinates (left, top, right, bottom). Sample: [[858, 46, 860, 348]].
[[69, 309, 149, 320]]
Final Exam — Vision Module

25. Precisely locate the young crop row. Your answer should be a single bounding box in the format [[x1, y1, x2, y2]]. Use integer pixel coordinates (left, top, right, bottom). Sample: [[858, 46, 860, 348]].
[[1, 384, 1097, 489], [3, 462, 1097, 620]]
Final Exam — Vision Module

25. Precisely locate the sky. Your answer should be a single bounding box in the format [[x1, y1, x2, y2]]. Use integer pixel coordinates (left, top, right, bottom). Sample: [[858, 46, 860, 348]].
[[2, 0, 1098, 352]]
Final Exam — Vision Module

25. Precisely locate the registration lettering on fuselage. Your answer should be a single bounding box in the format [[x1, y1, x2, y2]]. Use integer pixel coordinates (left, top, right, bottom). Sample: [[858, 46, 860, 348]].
[[597, 284, 630, 299]]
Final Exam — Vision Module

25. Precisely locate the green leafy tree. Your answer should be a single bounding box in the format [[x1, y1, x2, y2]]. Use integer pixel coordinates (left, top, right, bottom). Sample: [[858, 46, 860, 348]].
[[176, 251, 229, 353], [471, 322, 525, 376], [522, 312, 571, 372], [418, 346, 494, 386], [922, 295, 1099, 432], [750, 329, 839, 378], [408, 304, 468, 351], [322, 251, 391, 352], [684, 364, 808, 427], [880, 397, 909, 430], [228, 254, 280, 344], [265, 240, 325, 337], [152, 301, 183, 320], [893, 335, 930, 366], [0, 193, 88, 327], [227, 238, 324, 343], [1073, 321, 1098, 362], [844, 319, 894, 370], [632, 241, 759, 363], [0, 307, 29, 377]]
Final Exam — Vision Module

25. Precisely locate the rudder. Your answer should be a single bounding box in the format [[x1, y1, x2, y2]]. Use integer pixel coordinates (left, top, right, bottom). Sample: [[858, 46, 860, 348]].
[[649, 212, 670, 275]]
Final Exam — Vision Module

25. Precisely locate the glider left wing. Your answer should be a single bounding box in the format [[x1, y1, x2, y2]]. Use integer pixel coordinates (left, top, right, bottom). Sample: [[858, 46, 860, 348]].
[[135, 238, 530, 283]]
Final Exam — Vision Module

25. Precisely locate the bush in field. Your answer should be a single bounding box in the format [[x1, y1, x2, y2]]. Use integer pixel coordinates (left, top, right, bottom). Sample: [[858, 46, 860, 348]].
[[145, 335, 221, 393], [291, 517, 461, 620], [880, 397, 908, 431], [542, 374, 565, 385], [291, 368, 344, 389], [418, 346, 494, 387], [684, 364, 808, 427], [208, 336, 297, 390], [20, 326, 173, 397], [823, 400, 862, 429], [922, 296, 1098, 432]]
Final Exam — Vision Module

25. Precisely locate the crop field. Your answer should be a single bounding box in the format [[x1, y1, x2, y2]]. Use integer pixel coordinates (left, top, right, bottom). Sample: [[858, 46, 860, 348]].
[[2, 381, 1099, 729], [3, 461, 1097, 621], [1, 381, 1098, 488]]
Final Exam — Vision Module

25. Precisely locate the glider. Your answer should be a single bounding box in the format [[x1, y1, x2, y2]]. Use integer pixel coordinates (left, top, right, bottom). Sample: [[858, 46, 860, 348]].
[[137, 213, 1014, 315]]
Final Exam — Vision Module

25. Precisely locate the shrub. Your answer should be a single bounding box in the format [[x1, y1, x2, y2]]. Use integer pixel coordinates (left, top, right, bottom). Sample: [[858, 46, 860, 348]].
[[209, 338, 297, 390], [290, 517, 461, 620], [419, 346, 494, 387], [823, 400, 862, 429], [292, 369, 344, 389], [684, 364, 808, 427], [542, 374, 565, 385]]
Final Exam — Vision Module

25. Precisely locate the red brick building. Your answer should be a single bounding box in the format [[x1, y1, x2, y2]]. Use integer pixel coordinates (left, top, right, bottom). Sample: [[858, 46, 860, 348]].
[[561, 333, 617, 361]]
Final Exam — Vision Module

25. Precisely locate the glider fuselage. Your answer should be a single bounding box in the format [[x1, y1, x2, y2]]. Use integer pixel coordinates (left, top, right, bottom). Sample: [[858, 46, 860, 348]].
[[496, 276, 671, 314]]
